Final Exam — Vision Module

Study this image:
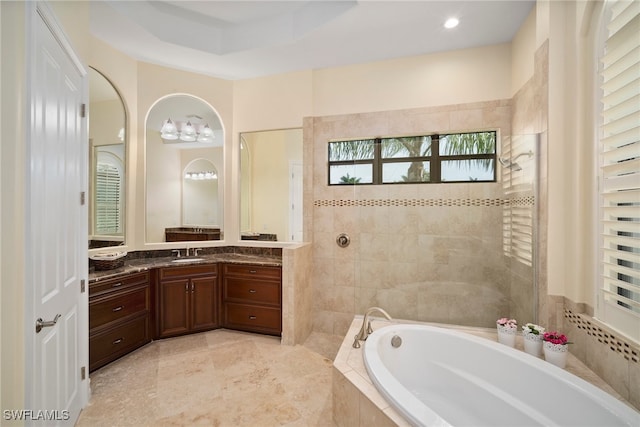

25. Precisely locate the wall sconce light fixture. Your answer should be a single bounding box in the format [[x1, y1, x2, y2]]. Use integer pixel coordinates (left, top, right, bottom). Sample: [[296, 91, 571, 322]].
[[161, 118, 215, 143], [184, 171, 217, 180]]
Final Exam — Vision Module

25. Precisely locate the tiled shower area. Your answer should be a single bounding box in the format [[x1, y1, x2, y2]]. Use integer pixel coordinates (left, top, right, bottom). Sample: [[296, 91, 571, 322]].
[[306, 101, 539, 335]]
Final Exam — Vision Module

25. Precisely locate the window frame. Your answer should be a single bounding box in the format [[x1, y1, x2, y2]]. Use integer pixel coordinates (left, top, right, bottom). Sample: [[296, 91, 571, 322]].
[[327, 131, 497, 185], [594, 0, 640, 344], [94, 161, 123, 235]]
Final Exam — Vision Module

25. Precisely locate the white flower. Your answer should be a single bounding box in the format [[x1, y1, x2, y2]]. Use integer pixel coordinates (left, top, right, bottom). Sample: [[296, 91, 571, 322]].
[[522, 323, 545, 335]]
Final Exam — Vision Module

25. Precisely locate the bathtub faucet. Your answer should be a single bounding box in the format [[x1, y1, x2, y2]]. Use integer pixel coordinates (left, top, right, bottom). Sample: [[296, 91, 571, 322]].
[[352, 307, 392, 348]]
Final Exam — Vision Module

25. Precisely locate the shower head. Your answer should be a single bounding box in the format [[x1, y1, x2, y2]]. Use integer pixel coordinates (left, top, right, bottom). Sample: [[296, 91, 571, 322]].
[[499, 150, 533, 172], [498, 157, 523, 171]]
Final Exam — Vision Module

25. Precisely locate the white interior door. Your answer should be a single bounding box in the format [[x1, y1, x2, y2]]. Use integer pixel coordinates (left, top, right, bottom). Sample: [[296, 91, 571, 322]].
[[26, 4, 88, 426]]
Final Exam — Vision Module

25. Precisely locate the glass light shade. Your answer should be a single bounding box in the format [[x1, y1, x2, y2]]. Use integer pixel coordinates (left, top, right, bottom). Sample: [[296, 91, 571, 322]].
[[201, 124, 214, 137], [160, 119, 178, 140], [179, 121, 196, 142], [182, 121, 196, 136], [197, 126, 214, 143]]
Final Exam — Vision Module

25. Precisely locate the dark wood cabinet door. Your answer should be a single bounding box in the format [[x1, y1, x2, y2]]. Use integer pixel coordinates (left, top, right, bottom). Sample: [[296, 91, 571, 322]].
[[158, 278, 190, 337], [190, 276, 218, 332]]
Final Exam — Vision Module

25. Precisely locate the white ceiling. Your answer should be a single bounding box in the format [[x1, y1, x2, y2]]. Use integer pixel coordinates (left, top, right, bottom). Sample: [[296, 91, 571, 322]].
[[90, 0, 535, 81]]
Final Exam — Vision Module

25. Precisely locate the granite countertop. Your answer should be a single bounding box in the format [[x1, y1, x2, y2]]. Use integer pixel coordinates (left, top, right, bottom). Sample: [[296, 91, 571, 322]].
[[89, 253, 282, 283]]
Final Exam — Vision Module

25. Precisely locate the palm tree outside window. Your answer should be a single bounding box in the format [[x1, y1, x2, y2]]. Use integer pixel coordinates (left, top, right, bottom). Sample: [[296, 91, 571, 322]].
[[328, 131, 496, 185]]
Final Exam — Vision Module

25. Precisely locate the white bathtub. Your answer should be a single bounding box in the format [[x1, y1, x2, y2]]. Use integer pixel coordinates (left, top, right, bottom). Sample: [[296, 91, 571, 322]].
[[363, 324, 639, 427]]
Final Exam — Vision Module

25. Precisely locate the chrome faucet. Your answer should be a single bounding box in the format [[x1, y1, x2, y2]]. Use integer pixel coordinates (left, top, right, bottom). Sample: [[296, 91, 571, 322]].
[[352, 307, 392, 348]]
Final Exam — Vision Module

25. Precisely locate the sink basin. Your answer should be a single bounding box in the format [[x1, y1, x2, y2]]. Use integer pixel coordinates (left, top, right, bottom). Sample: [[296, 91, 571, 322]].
[[171, 258, 204, 263]]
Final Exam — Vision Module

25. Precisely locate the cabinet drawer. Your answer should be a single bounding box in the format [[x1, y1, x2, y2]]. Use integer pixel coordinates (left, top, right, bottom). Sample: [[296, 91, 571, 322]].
[[89, 272, 149, 297], [89, 315, 149, 372], [223, 264, 281, 280], [159, 264, 217, 280], [223, 278, 280, 306], [90, 287, 149, 330], [224, 303, 281, 335]]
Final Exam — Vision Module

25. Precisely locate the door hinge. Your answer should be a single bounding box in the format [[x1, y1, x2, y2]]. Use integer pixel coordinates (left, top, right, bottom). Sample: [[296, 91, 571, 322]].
[[80, 279, 86, 293], [80, 103, 86, 118], [80, 191, 86, 205], [81, 366, 86, 380]]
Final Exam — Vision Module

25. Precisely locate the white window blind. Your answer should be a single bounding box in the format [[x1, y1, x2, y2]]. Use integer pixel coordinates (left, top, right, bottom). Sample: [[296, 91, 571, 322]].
[[597, 0, 640, 342], [95, 162, 122, 234]]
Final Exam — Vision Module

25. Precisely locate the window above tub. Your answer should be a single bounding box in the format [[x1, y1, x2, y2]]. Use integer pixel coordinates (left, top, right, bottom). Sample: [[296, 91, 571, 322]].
[[328, 131, 497, 185]]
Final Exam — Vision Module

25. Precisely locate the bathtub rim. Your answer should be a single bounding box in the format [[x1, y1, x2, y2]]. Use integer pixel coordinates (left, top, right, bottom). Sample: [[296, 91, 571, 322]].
[[363, 323, 640, 427]]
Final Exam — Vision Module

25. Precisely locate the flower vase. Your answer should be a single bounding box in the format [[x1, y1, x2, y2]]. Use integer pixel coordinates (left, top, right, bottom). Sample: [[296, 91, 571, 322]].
[[496, 325, 516, 347], [543, 341, 568, 368], [523, 332, 543, 357]]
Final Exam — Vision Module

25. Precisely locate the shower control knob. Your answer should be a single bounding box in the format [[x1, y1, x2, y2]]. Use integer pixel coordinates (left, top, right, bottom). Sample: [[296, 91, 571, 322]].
[[336, 233, 350, 248]]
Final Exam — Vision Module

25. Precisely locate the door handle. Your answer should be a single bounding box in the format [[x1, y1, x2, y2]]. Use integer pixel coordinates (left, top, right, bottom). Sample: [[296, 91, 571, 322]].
[[35, 314, 61, 333]]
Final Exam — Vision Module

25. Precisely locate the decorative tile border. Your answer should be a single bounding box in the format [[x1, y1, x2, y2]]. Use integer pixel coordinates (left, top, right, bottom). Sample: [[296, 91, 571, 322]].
[[565, 309, 639, 364], [509, 195, 536, 207], [314, 197, 535, 207]]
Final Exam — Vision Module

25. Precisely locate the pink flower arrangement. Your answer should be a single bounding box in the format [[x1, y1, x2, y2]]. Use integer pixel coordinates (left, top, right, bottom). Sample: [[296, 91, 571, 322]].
[[496, 318, 517, 329], [543, 331, 570, 345]]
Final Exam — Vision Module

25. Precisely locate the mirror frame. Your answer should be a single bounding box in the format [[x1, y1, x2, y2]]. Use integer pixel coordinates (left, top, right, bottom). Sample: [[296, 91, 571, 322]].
[[239, 128, 303, 243], [88, 66, 127, 251], [144, 93, 225, 245]]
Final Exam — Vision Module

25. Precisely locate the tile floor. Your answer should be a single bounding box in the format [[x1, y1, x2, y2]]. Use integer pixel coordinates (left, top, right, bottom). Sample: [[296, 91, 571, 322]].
[[77, 330, 343, 427]]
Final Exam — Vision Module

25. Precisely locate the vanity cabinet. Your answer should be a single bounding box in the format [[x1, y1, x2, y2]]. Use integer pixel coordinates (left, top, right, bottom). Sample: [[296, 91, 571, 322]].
[[89, 271, 151, 372], [157, 264, 219, 338], [222, 263, 282, 336]]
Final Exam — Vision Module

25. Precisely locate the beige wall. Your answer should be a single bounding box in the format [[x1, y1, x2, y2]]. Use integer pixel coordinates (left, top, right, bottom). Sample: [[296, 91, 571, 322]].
[[1, 1, 27, 420], [545, 0, 600, 305], [312, 44, 512, 116], [511, 7, 536, 96]]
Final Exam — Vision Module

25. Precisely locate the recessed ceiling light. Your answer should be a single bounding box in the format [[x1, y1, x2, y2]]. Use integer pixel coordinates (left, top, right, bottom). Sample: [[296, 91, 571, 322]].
[[444, 18, 459, 29]]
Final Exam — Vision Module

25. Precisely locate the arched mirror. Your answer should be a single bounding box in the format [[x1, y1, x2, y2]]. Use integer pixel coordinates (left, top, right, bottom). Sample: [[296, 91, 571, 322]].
[[89, 67, 126, 249], [146, 95, 224, 243], [240, 128, 302, 242]]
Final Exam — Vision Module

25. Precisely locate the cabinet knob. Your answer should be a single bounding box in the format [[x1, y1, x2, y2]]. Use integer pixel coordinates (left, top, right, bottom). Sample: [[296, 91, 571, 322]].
[[249, 270, 257, 274], [112, 282, 123, 287], [249, 315, 257, 320], [249, 289, 257, 293], [112, 338, 123, 345], [112, 306, 124, 312]]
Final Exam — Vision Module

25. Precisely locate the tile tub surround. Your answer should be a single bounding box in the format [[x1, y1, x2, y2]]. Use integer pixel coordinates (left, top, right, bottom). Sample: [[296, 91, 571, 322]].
[[333, 317, 634, 427], [563, 304, 640, 411]]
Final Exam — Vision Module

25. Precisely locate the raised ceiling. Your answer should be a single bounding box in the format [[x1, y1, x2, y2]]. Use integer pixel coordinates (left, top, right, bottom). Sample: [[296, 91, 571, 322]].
[[90, 0, 535, 80]]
